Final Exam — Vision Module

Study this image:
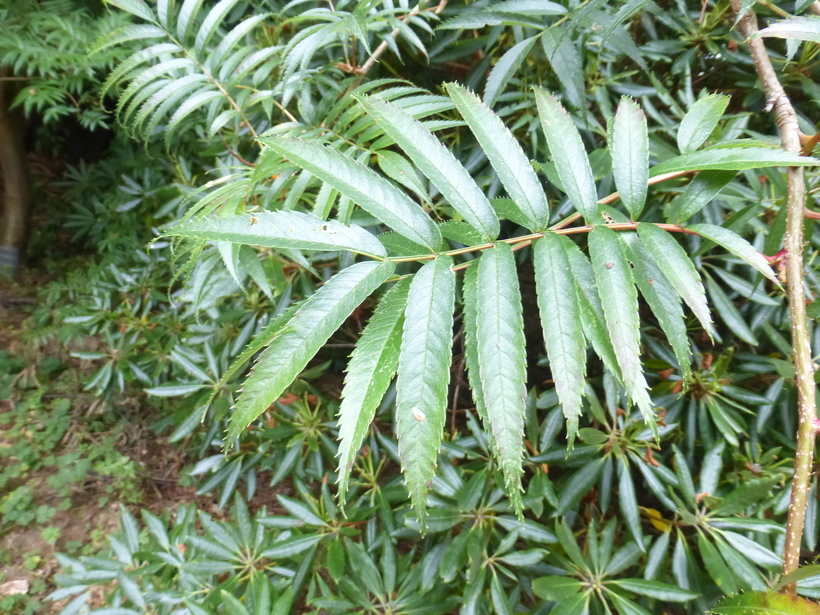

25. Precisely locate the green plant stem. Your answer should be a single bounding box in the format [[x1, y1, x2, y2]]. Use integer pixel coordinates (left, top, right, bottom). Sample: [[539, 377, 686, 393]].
[[734, 1, 816, 593]]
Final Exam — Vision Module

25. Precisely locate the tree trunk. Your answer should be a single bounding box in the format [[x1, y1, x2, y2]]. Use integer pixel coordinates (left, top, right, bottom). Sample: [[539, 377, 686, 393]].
[[0, 67, 31, 278]]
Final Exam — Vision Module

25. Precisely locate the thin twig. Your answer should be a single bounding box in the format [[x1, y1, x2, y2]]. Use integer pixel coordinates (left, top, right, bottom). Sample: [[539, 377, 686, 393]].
[[354, 0, 448, 77], [734, 1, 816, 593]]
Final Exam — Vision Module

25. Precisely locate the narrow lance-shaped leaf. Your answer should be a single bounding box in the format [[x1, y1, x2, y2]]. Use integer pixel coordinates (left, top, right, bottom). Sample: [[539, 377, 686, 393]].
[[589, 226, 655, 430], [337, 279, 410, 503], [106, 0, 156, 22], [395, 257, 456, 520], [357, 96, 500, 241], [462, 261, 490, 439], [228, 261, 395, 443], [171, 211, 388, 259], [677, 94, 730, 154], [533, 88, 598, 221], [484, 35, 539, 108], [564, 241, 622, 381], [623, 232, 693, 384], [476, 243, 527, 514], [533, 234, 587, 443], [258, 137, 442, 251], [676, 170, 736, 223], [447, 83, 550, 231], [650, 148, 820, 176], [687, 223, 779, 284], [611, 98, 648, 219], [638, 223, 714, 338], [760, 16, 820, 44], [541, 29, 585, 110], [711, 590, 820, 615]]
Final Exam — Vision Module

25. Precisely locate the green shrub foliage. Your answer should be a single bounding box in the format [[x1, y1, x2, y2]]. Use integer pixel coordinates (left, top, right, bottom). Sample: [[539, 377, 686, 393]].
[[5, 0, 818, 613]]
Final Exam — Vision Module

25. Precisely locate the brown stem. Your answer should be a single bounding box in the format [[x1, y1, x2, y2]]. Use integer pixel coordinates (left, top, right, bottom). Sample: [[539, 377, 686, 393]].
[[734, 2, 816, 593], [354, 0, 447, 78], [0, 67, 32, 278]]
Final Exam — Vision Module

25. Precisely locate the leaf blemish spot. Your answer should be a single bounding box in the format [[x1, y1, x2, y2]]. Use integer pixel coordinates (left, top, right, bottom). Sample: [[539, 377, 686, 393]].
[[412, 407, 426, 421], [605, 262, 614, 269]]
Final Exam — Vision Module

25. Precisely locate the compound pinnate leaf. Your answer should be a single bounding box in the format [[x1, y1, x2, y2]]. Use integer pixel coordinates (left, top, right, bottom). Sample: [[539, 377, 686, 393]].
[[533, 234, 587, 443], [357, 96, 499, 241], [589, 226, 654, 428], [395, 257, 456, 521], [611, 98, 648, 219], [228, 260, 395, 443], [534, 88, 598, 222], [172, 211, 388, 259], [677, 94, 730, 154], [638, 223, 714, 338], [259, 137, 442, 251], [447, 83, 549, 231], [337, 279, 410, 503], [476, 243, 527, 514]]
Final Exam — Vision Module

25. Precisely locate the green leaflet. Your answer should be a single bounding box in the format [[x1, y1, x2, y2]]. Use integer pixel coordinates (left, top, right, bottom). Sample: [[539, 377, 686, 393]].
[[623, 232, 692, 383], [638, 223, 714, 339], [463, 261, 489, 432], [588, 226, 654, 430], [533, 234, 587, 443], [611, 98, 648, 220], [760, 16, 820, 44], [650, 147, 819, 176], [676, 94, 730, 154], [541, 30, 585, 110], [688, 223, 779, 285], [357, 96, 500, 241], [564, 240, 622, 381], [476, 243, 527, 514], [203, 300, 304, 412], [710, 590, 820, 615], [106, 0, 156, 22], [258, 137, 442, 251], [618, 458, 643, 549], [483, 35, 539, 108], [447, 84, 550, 231], [395, 257, 456, 521], [676, 170, 737, 223], [227, 260, 395, 444], [171, 210, 388, 259], [533, 88, 598, 222], [336, 279, 410, 504]]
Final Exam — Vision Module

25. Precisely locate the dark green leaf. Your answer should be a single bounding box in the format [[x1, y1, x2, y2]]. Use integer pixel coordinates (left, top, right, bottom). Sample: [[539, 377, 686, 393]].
[[172, 211, 388, 259], [228, 261, 394, 443], [476, 243, 528, 513], [534, 234, 587, 441], [358, 96, 499, 241], [534, 88, 598, 221], [611, 98, 648, 219], [448, 83, 549, 230], [677, 94, 730, 153], [396, 257, 456, 520]]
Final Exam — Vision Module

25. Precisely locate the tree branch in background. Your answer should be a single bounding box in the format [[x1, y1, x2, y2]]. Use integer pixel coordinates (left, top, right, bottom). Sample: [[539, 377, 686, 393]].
[[354, 0, 447, 77], [733, 1, 816, 593]]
